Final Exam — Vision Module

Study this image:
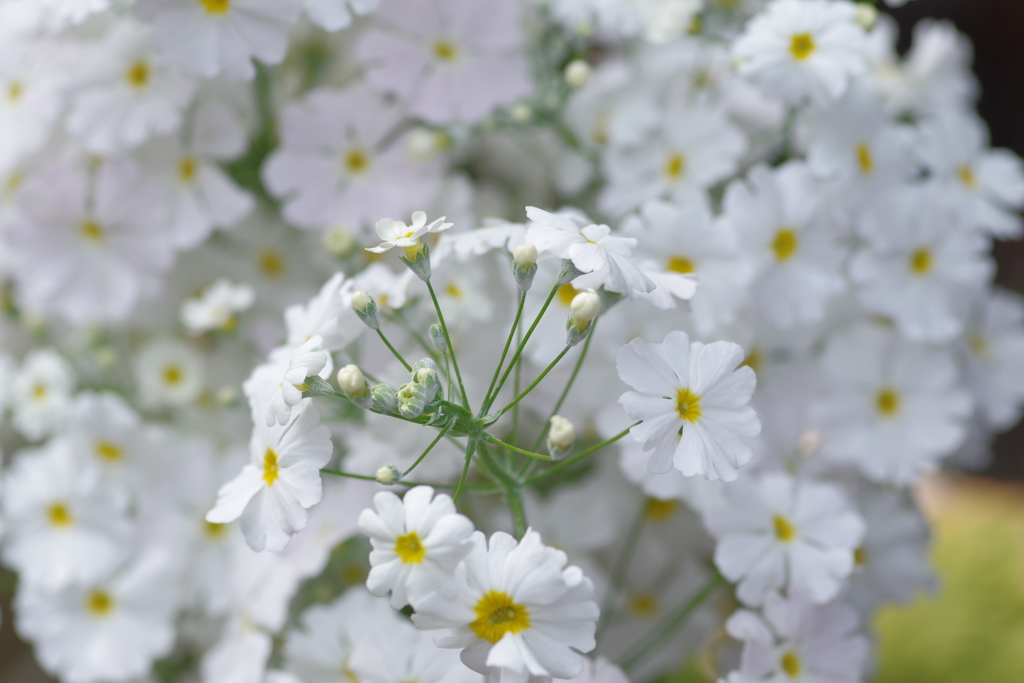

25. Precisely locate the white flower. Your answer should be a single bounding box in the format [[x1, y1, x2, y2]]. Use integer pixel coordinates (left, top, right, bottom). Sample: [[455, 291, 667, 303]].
[[814, 324, 973, 484], [616, 331, 761, 481], [963, 288, 1024, 430], [733, 0, 868, 105], [304, 0, 378, 31], [721, 162, 846, 329], [852, 184, 993, 342], [0, 0, 112, 32], [411, 529, 599, 683], [263, 336, 329, 427], [181, 279, 255, 334], [0, 35, 66, 173], [283, 272, 361, 351], [725, 593, 869, 683], [136, 0, 302, 81], [263, 87, 442, 230], [65, 20, 196, 154], [356, 0, 532, 124], [526, 207, 655, 296], [206, 399, 333, 552], [704, 472, 865, 607], [134, 338, 205, 409], [348, 612, 478, 683], [11, 347, 75, 441], [15, 548, 180, 683], [367, 211, 453, 255], [357, 485, 475, 608], [2, 441, 128, 590]]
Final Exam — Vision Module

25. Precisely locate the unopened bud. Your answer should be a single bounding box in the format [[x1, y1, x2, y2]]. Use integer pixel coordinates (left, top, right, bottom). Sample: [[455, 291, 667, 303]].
[[215, 385, 238, 406], [547, 415, 576, 460], [397, 381, 428, 419], [429, 323, 447, 354], [337, 364, 369, 403], [564, 60, 590, 90], [323, 225, 356, 257], [567, 289, 600, 346], [371, 383, 398, 413], [412, 358, 441, 404], [407, 128, 443, 162], [376, 464, 401, 485], [511, 103, 532, 124], [853, 3, 877, 30], [513, 244, 539, 292], [352, 291, 380, 330]]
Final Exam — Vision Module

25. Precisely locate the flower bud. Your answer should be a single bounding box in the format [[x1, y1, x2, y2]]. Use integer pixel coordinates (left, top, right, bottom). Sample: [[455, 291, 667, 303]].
[[513, 244, 539, 292], [352, 291, 380, 330], [853, 3, 877, 30], [371, 382, 398, 413], [412, 358, 441, 404], [397, 381, 429, 419], [567, 289, 600, 346], [511, 103, 532, 123], [429, 323, 447, 354], [407, 128, 445, 162], [376, 464, 401, 485], [337, 364, 369, 405], [323, 225, 356, 257], [564, 60, 590, 90], [547, 415, 576, 460]]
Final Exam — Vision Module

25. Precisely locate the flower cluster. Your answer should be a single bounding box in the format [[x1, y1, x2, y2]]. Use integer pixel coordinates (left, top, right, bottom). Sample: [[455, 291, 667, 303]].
[[0, 1, 1019, 683]]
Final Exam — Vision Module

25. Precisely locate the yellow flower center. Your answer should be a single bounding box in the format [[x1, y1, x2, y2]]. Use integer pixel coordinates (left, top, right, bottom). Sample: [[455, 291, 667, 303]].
[[968, 331, 988, 358], [470, 591, 531, 643], [258, 249, 285, 277], [773, 515, 796, 542], [910, 248, 932, 276], [179, 156, 197, 183], [772, 228, 799, 262], [780, 650, 802, 678], [446, 283, 463, 299], [876, 388, 900, 417], [7, 81, 23, 102], [856, 143, 873, 175], [48, 502, 72, 528], [204, 521, 228, 539], [958, 164, 977, 189], [80, 220, 104, 243], [557, 283, 580, 308], [32, 383, 47, 400], [126, 61, 150, 89], [394, 531, 426, 564], [95, 441, 124, 462], [743, 348, 761, 373], [790, 33, 816, 61], [86, 589, 115, 617], [163, 364, 183, 386], [432, 40, 459, 62], [263, 448, 279, 486], [676, 388, 702, 423], [646, 498, 680, 522], [628, 592, 659, 617], [198, 0, 231, 14], [854, 546, 867, 567], [667, 255, 695, 274], [664, 153, 686, 182], [344, 149, 370, 175]]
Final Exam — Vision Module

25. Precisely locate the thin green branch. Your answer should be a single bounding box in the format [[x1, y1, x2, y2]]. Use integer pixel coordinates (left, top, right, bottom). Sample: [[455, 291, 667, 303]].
[[403, 424, 451, 477], [320, 468, 496, 491], [495, 346, 570, 419], [483, 434, 553, 461], [481, 291, 527, 412], [523, 423, 638, 486], [596, 498, 649, 646], [426, 281, 470, 409], [507, 488, 528, 539], [453, 437, 478, 502], [376, 329, 412, 372], [531, 318, 597, 452]]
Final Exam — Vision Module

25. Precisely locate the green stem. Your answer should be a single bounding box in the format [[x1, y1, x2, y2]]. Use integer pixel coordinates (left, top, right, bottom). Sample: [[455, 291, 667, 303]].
[[510, 317, 524, 448], [484, 434, 553, 461], [495, 346, 570, 419], [596, 498, 649, 646], [320, 468, 496, 491], [377, 329, 412, 372], [385, 310, 440, 365], [523, 423, 638, 486], [481, 291, 527, 412], [619, 574, 726, 673], [402, 425, 451, 477], [507, 488, 528, 539], [426, 281, 470, 409], [453, 437, 478, 502], [531, 318, 597, 453], [483, 284, 559, 413]]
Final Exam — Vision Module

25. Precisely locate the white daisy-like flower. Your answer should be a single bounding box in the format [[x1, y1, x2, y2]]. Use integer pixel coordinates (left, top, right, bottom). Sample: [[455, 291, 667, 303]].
[[703, 472, 865, 607], [136, 0, 302, 81], [616, 331, 761, 482], [262, 335, 329, 427], [411, 529, 599, 683], [11, 347, 75, 441], [357, 485, 475, 609], [134, 338, 205, 409], [733, 0, 868, 105], [0, 35, 67, 173], [206, 398, 333, 552], [526, 206, 655, 296], [962, 288, 1024, 430], [181, 278, 255, 335], [367, 211, 453, 256]]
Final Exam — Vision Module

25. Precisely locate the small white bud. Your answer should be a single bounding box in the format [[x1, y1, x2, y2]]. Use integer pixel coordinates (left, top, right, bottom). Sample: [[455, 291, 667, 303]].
[[853, 3, 877, 30], [376, 464, 401, 485], [511, 103, 532, 123], [547, 415, 576, 460], [337, 364, 369, 399], [371, 383, 398, 413], [407, 128, 446, 162], [215, 385, 238, 406], [352, 290, 380, 330], [323, 225, 356, 257], [429, 323, 447, 354], [564, 60, 590, 90], [570, 289, 601, 326], [513, 243, 538, 269]]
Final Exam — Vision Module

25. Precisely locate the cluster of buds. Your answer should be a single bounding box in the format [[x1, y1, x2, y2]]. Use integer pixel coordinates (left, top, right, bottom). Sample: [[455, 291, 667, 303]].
[[396, 359, 442, 419]]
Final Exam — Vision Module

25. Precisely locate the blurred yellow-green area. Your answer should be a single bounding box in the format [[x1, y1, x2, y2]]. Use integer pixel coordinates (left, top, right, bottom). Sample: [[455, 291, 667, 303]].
[[872, 477, 1024, 683]]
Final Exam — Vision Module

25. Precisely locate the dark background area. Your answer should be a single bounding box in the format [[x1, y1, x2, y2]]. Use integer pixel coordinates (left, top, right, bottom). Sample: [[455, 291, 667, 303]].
[[2, 2, 1024, 681], [884, 0, 1024, 481]]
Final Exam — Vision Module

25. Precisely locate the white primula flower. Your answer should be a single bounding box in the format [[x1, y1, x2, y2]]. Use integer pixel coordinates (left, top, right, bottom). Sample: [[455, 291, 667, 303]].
[[357, 485, 475, 608], [15, 548, 180, 683], [721, 162, 846, 329], [725, 593, 869, 683], [367, 211, 453, 255], [65, 20, 196, 154], [356, 0, 532, 124], [703, 472, 865, 607], [963, 288, 1024, 430], [814, 324, 973, 484], [206, 398, 333, 552], [284, 272, 361, 351], [616, 331, 761, 482], [304, 0, 378, 31], [733, 0, 868, 105], [526, 207, 655, 296], [11, 347, 75, 441], [852, 184, 993, 342], [181, 278, 255, 334], [5, 160, 174, 326], [134, 338, 205, 409], [2, 442, 128, 590], [263, 336, 329, 427], [136, 0, 302, 81], [0, 36, 66, 173], [411, 529, 599, 683]]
